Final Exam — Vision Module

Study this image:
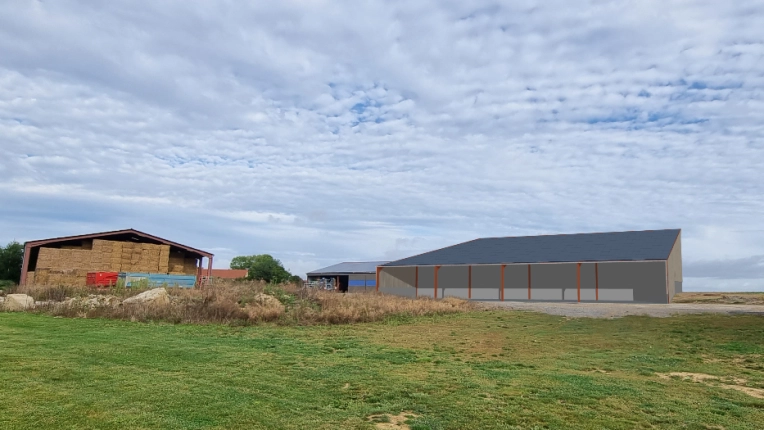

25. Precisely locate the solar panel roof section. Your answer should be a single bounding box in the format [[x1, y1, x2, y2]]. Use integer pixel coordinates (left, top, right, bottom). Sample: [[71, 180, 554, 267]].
[[382, 229, 681, 267], [307, 261, 390, 275]]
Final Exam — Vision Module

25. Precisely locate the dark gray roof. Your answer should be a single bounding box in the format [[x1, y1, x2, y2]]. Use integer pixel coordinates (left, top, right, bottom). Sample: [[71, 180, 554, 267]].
[[383, 229, 680, 266], [307, 261, 389, 276]]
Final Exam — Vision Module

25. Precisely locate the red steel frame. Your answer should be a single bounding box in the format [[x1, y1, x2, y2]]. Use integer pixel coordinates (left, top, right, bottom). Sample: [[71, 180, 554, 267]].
[[415, 266, 419, 298], [468, 265, 472, 299], [500, 264, 506, 301], [527, 264, 532, 300]]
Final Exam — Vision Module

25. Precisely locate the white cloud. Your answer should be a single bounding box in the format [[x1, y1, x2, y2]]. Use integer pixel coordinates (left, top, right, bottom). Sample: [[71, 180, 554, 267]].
[[1, 1, 763, 287]]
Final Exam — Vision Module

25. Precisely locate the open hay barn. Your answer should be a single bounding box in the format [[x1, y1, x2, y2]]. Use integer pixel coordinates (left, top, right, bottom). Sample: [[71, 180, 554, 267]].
[[21, 229, 213, 287]]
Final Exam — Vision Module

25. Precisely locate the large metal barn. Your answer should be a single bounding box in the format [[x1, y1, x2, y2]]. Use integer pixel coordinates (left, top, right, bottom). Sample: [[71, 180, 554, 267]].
[[376, 229, 682, 304]]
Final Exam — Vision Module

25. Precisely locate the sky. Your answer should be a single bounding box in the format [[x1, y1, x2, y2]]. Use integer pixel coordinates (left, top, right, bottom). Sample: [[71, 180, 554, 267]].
[[1, 1, 763, 291]]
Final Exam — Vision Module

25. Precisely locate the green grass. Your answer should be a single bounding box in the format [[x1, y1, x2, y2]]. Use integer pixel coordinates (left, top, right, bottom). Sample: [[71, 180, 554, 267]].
[[1, 311, 763, 429]]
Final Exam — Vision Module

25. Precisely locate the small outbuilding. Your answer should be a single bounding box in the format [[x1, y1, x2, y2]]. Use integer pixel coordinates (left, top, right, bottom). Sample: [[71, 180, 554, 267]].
[[307, 261, 389, 292], [21, 229, 213, 287], [376, 229, 682, 304]]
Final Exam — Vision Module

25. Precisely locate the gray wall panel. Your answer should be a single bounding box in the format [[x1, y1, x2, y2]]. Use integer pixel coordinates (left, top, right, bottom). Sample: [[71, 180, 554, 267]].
[[380, 267, 415, 287], [581, 263, 596, 290], [580, 288, 596, 301], [504, 288, 527, 300], [598, 289, 634, 301], [667, 232, 682, 301], [379, 267, 416, 298], [418, 266, 435, 298], [439, 266, 469, 299], [505, 265, 528, 300], [348, 286, 367, 293], [533, 289, 563, 300], [471, 265, 501, 300], [530, 263, 575, 301], [598, 262, 666, 303]]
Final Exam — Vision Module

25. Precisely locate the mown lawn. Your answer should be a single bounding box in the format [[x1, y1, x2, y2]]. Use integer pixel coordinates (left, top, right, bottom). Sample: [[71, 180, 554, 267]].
[[1, 311, 763, 429]]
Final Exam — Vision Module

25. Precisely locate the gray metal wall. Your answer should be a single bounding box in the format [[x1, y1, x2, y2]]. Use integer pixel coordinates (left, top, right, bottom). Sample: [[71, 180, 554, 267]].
[[438, 265, 469, 299], [378, 267, 417, 298], [471, 265, 501, 300], [504, 264, 528, 300], [378, 260, 671, 303], [529, 263, 575, 301], [417, 266, 435, 298], [598, 261, 666, 303], [667, 232, 682, 299]]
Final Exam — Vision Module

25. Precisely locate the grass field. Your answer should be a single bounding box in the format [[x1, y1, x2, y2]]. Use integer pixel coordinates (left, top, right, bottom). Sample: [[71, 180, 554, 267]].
[[1, 311, 763, 429]]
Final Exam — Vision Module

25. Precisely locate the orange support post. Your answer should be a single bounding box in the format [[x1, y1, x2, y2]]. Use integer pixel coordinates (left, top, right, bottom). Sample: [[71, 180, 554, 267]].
[[415, 266, 419, 298], [500, 264, 506, 301], [468, 265, 472, 299], [527, 264, 532, 300], [434, 266, 440, 299], [595, 263, 599, 301], [577, 263, 581, 302], [376, 267, 381, 292]]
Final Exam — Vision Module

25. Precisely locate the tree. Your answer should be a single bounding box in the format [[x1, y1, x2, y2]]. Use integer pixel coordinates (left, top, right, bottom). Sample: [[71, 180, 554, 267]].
[[230, 254, 293, 284], [0, 241, 24, 284]]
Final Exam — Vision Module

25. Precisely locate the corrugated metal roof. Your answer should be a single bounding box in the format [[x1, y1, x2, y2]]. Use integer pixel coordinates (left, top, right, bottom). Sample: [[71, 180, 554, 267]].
[[383, 229, 680, 266], [307, 261, 390, 275]]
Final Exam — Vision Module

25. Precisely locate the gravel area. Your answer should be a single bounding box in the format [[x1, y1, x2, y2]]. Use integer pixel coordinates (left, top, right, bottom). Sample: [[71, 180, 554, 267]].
[[478, 301, 764, 318]]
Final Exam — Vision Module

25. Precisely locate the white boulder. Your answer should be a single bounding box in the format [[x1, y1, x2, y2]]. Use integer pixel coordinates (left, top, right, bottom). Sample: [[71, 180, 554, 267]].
[[122, 288, 170, 306], [3, 294, 35, 311]]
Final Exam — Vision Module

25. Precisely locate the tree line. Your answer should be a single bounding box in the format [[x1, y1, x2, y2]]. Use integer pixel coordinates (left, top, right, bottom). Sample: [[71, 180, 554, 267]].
[[229, 254, 302, 284], [0, 241, 23, 287]]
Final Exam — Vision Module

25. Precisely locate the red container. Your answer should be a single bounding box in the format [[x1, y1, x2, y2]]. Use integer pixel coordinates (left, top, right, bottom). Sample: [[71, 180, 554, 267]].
[[86, 272, 119, 287]]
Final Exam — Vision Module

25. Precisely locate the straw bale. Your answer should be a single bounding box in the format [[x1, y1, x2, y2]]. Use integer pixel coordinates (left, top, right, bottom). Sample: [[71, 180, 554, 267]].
[[26, 271, 35, 285], [35, 269, 50, 285]]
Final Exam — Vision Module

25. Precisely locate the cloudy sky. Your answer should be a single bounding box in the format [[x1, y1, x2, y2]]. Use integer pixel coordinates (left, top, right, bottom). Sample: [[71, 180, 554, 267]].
[[1, 1, 763, 291]]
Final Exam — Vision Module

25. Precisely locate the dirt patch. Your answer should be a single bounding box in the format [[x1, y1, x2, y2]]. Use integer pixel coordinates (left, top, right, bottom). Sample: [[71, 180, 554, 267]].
[[367, 412, 418, 430], [657, 372, 744, 384], [657, 372, 762, 399], [721, 385, 764, 399]]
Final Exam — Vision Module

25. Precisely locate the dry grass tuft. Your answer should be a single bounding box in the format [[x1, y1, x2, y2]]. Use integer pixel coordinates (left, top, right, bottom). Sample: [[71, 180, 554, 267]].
[[13, 278, 472, 325]]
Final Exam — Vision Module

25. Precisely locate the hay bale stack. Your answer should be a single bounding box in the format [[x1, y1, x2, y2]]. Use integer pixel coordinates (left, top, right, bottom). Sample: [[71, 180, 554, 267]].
[[33, 240, 179, 285], [183, 256, 199, 275], [168, 252, 186, 275], [158, 245, 170, 273]]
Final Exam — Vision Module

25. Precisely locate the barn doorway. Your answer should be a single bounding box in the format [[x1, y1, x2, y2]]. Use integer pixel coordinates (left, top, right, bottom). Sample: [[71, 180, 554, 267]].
[[336, 275, 349, 292]]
